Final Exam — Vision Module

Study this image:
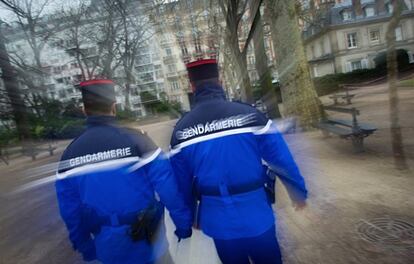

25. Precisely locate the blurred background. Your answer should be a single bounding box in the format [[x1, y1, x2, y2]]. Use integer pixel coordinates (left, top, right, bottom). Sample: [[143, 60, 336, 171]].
[[0, 0, 413, 263]]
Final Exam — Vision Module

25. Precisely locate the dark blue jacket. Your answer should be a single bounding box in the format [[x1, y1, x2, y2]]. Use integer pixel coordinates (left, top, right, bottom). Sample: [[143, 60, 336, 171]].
[[56, 116, 191, 263], [170, 83, 307, 240]]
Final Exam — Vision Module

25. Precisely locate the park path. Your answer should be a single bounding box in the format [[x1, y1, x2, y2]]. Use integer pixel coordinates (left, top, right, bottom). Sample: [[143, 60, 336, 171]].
[[0, 82, 413, 263]]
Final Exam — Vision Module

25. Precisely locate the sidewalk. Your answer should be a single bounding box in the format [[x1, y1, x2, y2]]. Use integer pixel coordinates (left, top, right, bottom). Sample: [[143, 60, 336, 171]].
[[0, 81, 412, 263]]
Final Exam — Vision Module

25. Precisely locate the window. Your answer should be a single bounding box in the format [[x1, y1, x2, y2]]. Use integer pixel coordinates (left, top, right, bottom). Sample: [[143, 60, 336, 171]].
[[155, 65, 163, 79], [408, 51, 414, 63], [180, 44, 188, 55], [347, 32, 358, 49], [152, 52, 160, 61], [167, 64, 176, 73], [248, 56, 255, 65], [171, 81, 180, 91], [73, 74, 82, 82], [138, 54, 151, 65], [365, 7, 375, 17], [165, 48, 172, 56], [369, 29, 380, 43], [386, 3, 394, 14], [313, 65, 319, 77], [342, 10, 353, 21], [320, 41, 325, 55], [351, 60, 362, 71], [140, 72, 154, 83], [194, 37, 202, 53], [395, 26, 403, 41]]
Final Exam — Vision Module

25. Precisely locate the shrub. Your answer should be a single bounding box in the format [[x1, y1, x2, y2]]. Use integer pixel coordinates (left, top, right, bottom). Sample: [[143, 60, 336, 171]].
[[57, 119, 85, 139], [117, 109, 136, 121], [0, 127, 18, 146], [312, 68, 385, 96]]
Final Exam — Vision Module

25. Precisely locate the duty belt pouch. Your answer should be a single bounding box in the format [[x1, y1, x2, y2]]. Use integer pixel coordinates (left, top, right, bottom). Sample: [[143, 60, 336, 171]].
[[264, 166, 276, 204], [128, 201, 164, 242]]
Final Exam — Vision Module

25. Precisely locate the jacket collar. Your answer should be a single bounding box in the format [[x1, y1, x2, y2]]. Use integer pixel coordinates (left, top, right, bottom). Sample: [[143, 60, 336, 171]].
[[194, 82, 226, 104], [86, 115, 116, 126]]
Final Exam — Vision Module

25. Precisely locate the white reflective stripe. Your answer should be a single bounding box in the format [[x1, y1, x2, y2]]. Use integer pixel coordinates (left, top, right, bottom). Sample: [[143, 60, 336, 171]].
[[253, 120, 273, 135], [12, 175, 56, 194], [170, 126, 266, 156], [127, 148, 162, 172], [56, 156, 140, 180], [168, 147, 181, 157]]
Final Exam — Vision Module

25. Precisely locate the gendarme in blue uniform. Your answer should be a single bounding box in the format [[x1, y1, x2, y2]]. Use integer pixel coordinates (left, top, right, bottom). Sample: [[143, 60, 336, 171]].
[[56, 80, 191, 264], [170, 60, 307, 263]]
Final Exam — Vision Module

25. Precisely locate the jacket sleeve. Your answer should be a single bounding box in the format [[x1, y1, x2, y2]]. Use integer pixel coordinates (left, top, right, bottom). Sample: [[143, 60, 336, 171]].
[[144, 150, 192, 231], [256, 121, 308, 202], [169, 149, 196, 217], [55, 175, 96, 256]]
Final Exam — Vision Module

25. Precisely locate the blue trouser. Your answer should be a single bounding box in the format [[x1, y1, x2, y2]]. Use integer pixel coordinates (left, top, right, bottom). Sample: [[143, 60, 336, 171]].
[[213, 225, 283, 264]]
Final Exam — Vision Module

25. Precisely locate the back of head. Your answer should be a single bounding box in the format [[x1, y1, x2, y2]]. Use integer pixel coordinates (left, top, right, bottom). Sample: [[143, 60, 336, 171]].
[[79, 80, 117, 116]]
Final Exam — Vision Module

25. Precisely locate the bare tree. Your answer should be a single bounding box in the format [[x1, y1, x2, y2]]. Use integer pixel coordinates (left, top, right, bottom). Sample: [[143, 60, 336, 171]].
[[0, 0, 57, 68], [112, 0, 151, 110], [58, 0, 126, 81], [217, 0, 262, 103], [0, 21, 30, 140], [58, 2, 97, 80], [264, 0, 322, 128], [386, 0, 408, 170]]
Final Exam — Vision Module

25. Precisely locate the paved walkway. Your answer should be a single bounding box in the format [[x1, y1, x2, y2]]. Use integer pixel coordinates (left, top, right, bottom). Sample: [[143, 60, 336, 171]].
[[0, 82, 413, 263]]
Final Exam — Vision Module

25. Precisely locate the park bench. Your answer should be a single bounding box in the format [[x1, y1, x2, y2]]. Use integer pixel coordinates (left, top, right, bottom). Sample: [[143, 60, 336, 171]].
[[0, 141, 57, 165], [23, 142, 57, 161], [329, 87, 355, 105], [318, 105, 377, 152]]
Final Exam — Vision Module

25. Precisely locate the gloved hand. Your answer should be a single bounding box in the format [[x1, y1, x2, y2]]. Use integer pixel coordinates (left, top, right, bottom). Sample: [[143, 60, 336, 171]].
[[174, 228, 192, 242]]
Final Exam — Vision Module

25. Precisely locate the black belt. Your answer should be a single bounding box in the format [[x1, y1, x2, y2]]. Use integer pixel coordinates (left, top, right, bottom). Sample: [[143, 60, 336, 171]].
[[97, 211, 139, 227], [198, 179, 264, 197]]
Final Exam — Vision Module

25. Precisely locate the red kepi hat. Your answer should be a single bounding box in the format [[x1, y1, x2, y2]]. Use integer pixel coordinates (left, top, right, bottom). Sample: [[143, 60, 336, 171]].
[[186, 59, 219, 91]]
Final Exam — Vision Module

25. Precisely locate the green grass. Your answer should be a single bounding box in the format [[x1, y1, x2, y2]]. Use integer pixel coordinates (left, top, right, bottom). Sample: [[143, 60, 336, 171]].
[[398, 78, 414, 87]]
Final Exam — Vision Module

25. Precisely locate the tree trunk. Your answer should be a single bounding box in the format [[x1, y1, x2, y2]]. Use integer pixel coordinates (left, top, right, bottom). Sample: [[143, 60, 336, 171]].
[[0, 27, 30, 140], [124, 69, 132, 111], [253, 4, 281, 118], [265, 0, 322, 128], [385, 0, 408, 170], [227, 33, 254, 103]]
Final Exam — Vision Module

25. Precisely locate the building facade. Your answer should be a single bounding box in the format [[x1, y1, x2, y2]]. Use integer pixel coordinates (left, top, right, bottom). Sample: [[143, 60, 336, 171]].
[[303, 0, 414, 78]]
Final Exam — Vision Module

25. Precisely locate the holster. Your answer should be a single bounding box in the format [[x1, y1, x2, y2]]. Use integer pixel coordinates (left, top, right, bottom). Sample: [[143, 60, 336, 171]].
[[263, 165, 276, 204], [128, 201, 164, 242]]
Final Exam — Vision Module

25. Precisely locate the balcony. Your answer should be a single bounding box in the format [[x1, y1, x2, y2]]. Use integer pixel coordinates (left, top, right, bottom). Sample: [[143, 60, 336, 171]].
[[206, 49, 218, 58], [166, 72, 178, 78], [163, 55, 176, 64], [160, 39, 172, 48], [193, 51, 205, 60], [182, 54, 192, 63]]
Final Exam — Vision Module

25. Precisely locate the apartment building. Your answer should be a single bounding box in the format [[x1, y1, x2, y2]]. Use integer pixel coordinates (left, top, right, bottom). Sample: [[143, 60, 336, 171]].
[[303, 0, 414, 77], [1, 0, 196, 117]]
